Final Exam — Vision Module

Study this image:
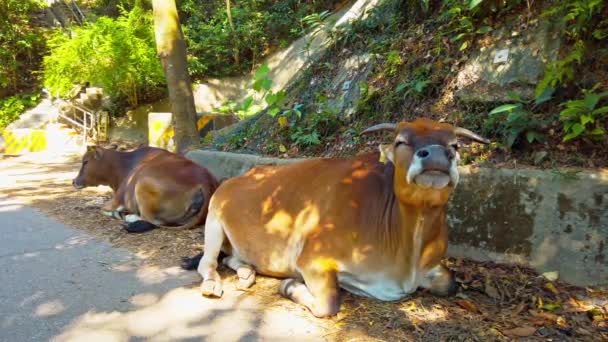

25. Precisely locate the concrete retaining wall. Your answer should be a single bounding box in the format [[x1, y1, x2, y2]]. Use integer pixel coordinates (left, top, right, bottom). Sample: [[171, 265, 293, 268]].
[[187, 150, 608, 286]]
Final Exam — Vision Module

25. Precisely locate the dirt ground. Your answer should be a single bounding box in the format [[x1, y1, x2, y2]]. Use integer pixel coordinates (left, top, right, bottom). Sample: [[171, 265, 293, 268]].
[[1, 152, 607, 341]]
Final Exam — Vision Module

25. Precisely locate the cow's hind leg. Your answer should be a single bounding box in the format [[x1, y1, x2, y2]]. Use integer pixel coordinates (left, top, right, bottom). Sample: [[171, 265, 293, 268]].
[[223, 255, 256, 290], [279, 267, 340, 318], [123, 214, 158, 233], [198, 213, 224, 297]]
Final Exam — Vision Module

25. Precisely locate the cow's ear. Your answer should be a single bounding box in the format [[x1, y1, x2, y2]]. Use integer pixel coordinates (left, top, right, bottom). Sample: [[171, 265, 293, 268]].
[[92, 146, 103, 160], [378, 144, 394, 164]]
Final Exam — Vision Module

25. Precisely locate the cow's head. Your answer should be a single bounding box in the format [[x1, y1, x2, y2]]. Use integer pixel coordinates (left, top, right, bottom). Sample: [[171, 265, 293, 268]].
[[72, 145, 113, 189], [363, 118, 489, 206]]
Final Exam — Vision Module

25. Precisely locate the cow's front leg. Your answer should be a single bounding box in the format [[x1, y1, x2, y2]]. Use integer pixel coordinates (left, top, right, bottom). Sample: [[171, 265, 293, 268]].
[[280, 263, 340, 318], [421, 263, 458, 296], [223, 255, 256, 290], [101, 199, 127, 220]]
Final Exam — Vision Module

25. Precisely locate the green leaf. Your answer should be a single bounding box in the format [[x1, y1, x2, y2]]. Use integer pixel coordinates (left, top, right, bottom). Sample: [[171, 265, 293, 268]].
[[534, 87, 554, 106], [507, 111, 524, 123], [526, 131, 543, 143], [540, 302, 561, 311], [267, 106, 281, 117], [506, 131, 518, 147], [580, 115, 594, 125], [265, 90, 285, 106], [489, 104, 521, 115], [396, 82, 412, 93], [469, 0, 483, 10], [583, 93, 600, 110], [589, 127, 606, 135], [451, 33, 468, 42], [241, 96, 254, 111], [459, 41, 469, 51], [507, 91, 524, 103], [592, 106, 608, 115], [475, 26, 493, 34], [254, 63, 270, 81]]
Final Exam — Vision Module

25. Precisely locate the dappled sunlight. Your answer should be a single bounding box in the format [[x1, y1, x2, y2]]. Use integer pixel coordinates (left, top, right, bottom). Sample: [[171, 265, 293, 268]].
[[264, 210, 293, 237], [134, 265, 191, 285], [34, 300, 66, 318], [54, 235, 93, 250], [54, 286, 327, 341]]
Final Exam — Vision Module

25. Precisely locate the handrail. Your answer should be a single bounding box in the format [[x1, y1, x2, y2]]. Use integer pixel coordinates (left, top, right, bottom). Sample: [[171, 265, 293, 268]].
[[54, 98, 97, 145]]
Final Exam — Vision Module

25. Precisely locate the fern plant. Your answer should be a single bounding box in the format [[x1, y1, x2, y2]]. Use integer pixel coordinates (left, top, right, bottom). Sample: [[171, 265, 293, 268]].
[[559, 85, 608, 141], [487, 91, 552, 148]]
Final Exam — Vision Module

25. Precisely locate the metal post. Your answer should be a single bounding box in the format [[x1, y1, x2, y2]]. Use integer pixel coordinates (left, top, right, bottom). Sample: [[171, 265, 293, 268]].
[[82, 110, 87, 146]]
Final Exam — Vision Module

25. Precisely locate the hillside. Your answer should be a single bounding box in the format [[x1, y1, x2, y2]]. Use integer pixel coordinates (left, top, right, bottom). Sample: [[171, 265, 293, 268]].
[[211, 0, 608, 169]]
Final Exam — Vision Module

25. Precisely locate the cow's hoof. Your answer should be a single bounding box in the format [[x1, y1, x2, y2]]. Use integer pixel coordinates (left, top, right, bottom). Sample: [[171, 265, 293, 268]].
[[236, 267, 256, 290], [201, 279, 223, 297]]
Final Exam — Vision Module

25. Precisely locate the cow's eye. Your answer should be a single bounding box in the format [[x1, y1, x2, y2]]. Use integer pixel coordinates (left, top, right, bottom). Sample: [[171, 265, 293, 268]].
[[395, 139, 409, 147]]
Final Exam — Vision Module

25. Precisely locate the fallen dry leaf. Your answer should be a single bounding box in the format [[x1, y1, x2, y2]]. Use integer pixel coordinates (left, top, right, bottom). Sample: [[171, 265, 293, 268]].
[[529, 309, 559, 322], [455, 299, 481, 314], [545, 282, 559, 295], [542, 271, 559, 281], [512, 302, 527, 316], [502, 326, 536, 337], [484, 276, 500, 300]]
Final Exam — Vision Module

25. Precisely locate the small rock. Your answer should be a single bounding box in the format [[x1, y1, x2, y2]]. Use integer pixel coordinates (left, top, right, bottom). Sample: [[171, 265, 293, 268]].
[[533, 151, 548, 165]]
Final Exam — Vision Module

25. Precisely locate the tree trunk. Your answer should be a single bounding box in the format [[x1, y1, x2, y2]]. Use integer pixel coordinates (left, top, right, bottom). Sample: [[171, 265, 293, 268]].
[[152, 0, 199, 153], [225, 0, 240, 66]]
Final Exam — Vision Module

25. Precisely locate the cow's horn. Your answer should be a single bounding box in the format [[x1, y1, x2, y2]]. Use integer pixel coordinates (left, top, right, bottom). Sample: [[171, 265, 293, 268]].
[[361, 123, 397, 135], [454, 127, 490, 144]]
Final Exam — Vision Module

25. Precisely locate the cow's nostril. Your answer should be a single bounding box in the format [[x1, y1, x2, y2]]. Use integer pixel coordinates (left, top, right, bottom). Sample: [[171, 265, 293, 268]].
[[416, 149, 430, 159]]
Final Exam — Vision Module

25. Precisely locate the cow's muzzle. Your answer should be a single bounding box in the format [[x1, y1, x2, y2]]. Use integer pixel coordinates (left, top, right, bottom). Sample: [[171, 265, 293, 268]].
[[407, 145, 458, 189], [72, 179, 85, 189]]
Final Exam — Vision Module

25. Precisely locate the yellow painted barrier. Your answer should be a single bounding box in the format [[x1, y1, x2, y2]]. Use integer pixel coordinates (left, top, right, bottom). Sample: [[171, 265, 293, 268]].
[[148, 112, 175, 151], [2, 129, 47, 154]]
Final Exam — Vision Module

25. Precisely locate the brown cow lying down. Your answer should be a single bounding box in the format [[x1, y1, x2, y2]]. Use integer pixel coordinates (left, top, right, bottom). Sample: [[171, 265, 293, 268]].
[[72, 145, 219, 233], [193, 118, 489, 317]]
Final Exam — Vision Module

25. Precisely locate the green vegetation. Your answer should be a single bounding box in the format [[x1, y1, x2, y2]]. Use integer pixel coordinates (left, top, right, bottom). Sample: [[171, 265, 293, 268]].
[[180, 0, 339, 79], [0, 93, 41, 131], [43, 5, 163, 108], [559, 85, 608, 141], [0, 0, 47, 96], [536, 0, 606, 98], [487, 91, 551, 148]]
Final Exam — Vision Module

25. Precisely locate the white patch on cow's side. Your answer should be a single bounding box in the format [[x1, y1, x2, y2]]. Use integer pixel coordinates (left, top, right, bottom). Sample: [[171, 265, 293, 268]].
[[336, 214, 426, 301], [338, 272, 411, 301], [125, 214, 142, 223], [401, 213, 424, 293]]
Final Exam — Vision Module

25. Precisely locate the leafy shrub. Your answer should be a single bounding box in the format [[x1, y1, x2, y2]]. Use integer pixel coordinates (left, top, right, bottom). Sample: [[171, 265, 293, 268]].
[[536, 0, 606, 97], [0, 0, 47, 95], [0, 93, 41, 130], [559, 85, 608, 141], [43, 6, 164, 107], [486, 91, 552, 148]]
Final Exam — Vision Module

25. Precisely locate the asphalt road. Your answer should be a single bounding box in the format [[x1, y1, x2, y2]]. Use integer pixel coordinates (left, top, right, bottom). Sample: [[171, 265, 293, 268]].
[[0, 196, 326, 341]]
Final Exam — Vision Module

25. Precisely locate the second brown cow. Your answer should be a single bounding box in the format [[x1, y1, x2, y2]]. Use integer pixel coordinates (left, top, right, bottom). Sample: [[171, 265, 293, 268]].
[[73, 145, 219, 233]]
